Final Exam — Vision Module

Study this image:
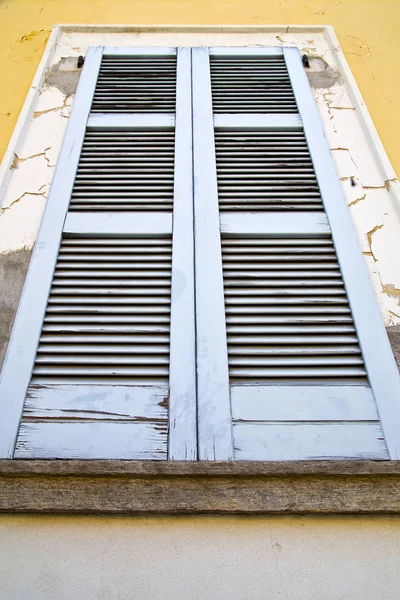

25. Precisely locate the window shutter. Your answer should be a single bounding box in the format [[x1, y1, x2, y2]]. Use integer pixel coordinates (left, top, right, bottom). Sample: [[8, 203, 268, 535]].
[[193, 46, 400, 461], [0, 47, 196, 460]]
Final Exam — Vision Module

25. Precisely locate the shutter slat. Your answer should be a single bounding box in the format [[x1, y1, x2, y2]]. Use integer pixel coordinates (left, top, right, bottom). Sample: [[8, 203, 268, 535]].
[[210, 55, 297, 113], [222, 237, 367, 384], [215, 130, 323, 211], [70, 129, 174, 212], [32, 236, 172, 385], [91, 55, 177, 113]]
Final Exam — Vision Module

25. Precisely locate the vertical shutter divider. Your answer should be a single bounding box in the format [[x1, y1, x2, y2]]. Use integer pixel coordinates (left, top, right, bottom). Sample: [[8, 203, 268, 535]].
[[192, 47, 234, 461], [284, 47, 400, 459], [0, 47, 103, 458], [168, 47, 197, 460]]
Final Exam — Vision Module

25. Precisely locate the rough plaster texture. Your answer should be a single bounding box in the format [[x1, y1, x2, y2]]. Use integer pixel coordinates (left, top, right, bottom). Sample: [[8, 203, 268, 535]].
[[387, 326, 400, 369], [0, 515, 400, 599], [0, 250, 32, 370]]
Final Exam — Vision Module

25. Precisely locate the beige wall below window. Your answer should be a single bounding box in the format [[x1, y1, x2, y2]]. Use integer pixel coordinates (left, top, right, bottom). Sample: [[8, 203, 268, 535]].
[[0, 515, 400, 599]]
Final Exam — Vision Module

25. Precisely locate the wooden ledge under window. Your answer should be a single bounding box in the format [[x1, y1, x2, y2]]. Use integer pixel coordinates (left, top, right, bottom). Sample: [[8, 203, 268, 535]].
[[1, 460, 400, 514]]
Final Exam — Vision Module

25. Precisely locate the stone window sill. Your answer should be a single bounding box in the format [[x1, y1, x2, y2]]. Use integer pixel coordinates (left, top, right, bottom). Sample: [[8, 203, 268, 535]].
[[1, 460, 400, 514]]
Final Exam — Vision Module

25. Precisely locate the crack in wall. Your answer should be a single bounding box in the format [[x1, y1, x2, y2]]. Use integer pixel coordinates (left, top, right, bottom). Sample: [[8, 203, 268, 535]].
[[33, 96, 69, 119], [270, 534, 290, 600], [363, 178, 398, 191], [315, 1, 343, 15], [348, 193, 366, 207], [1, 189, 47, 214], [331, 147, 358, 170], [10, 148, 53, 171], [382, 284, 400, 298], [366, 224, 384, 262]]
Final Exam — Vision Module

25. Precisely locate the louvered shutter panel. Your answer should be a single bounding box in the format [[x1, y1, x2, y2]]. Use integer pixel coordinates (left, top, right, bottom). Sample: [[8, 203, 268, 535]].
[[0, 47, 196, 460], [193, 46, 400, 461]]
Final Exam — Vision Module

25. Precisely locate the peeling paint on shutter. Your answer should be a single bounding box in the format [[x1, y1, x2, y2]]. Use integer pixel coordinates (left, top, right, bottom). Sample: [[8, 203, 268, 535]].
[[194, 46, 400, 461], [0, 47, 196, 460]]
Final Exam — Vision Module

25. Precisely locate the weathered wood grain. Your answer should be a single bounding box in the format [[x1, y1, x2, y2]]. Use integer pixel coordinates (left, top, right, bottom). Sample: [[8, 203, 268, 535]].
[[231, 385, 378, 421], [63, 212, 172, 236], [0, 48, 103, 458], [14, 422, 168, 459], [233, 422, 388, 461], [1, 460, 400, 514], [220, 212, 330, 237], [24, 384, 169, 421]]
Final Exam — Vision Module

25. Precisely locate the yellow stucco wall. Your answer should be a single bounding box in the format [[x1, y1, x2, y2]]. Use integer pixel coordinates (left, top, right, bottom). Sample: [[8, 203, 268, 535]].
[[0, 0, 400, 177]]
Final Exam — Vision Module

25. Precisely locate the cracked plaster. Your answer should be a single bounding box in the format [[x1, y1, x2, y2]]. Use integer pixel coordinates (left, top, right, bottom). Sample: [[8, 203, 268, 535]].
[[0, 27, 399, 327]]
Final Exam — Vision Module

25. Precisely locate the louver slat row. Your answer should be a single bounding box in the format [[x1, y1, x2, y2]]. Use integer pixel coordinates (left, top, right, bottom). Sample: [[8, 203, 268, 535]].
[[215, 130, 324, 211], [222, 238, 368, 383], [32, 238, 172, 385], [70, 129, 175, 212], [92, 55, 177, 113], [210, 55, 298, 113]]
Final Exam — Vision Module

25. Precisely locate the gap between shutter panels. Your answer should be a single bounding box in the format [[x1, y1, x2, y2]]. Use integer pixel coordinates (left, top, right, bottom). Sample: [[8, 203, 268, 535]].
[[92, 55, 177, 113]]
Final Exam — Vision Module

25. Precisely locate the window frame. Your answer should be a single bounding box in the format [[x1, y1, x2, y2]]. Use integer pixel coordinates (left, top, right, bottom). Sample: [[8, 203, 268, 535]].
[[0, 32, 397, 472]]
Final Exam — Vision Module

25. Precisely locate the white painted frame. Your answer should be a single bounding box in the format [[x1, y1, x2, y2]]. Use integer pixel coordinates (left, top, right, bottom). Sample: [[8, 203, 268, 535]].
[[0, 47, 103, 457], [284, 47, 400, 459]]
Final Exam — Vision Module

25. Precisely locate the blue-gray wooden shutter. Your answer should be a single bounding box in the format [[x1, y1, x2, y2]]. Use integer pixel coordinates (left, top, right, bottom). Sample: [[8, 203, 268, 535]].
[[192, 46, 400, 461], [0, 47, 196, 460]]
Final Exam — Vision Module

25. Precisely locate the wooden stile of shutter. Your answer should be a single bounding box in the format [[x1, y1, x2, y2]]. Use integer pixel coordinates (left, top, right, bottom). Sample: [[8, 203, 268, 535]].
[[0, 47, 196, 460], [193, 46, 400, 461]]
